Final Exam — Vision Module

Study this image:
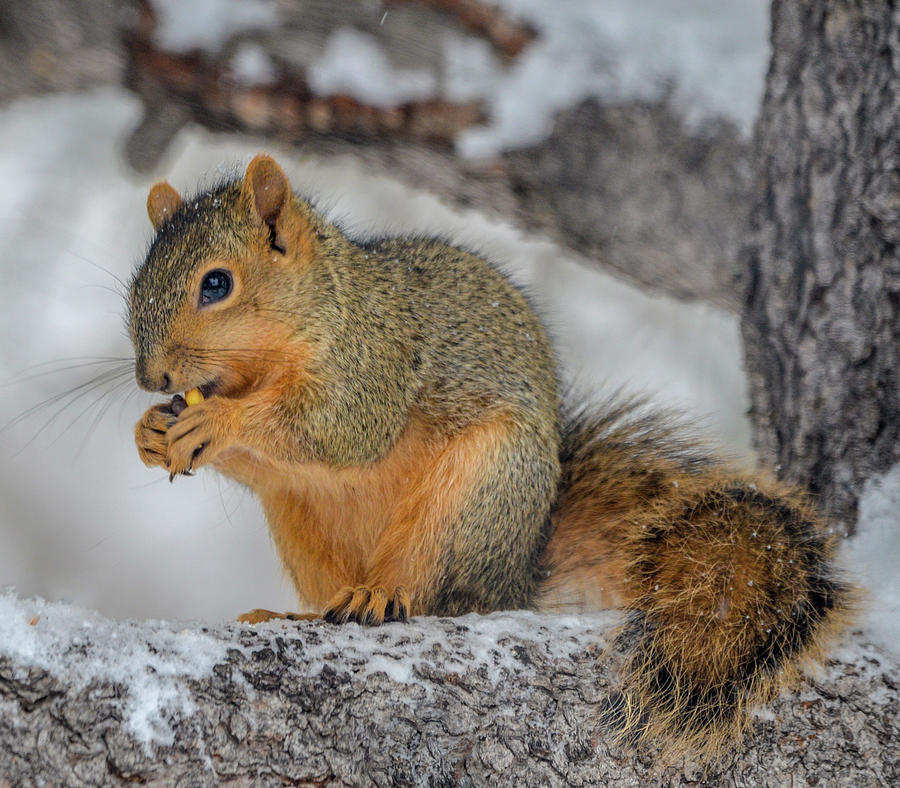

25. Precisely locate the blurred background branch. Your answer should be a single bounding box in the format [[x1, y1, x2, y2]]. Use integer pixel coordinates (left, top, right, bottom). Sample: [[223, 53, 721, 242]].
[[0, 0, 753, 309]]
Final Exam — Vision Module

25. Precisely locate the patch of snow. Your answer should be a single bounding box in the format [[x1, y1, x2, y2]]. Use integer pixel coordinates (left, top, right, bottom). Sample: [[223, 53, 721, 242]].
[[309, 28, 438, 109], [229, 42, 277, 86], [458, 0, 768, 157], [750, 706, 776, 722], [442, 35, 500, 104], [150, 0, 280, 55], [245, 609, 620, 686], [844, 461, 900, 654], [0, 591, 228, 747]]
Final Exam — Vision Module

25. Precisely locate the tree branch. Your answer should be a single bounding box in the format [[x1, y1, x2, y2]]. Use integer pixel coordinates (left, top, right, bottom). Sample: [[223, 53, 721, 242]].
[[0, 596, 896, 785]]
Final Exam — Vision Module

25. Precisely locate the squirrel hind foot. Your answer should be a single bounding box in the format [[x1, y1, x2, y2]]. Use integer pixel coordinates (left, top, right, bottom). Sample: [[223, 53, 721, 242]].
[[237, 608, 319, 625], [323, 585, 410, 626]]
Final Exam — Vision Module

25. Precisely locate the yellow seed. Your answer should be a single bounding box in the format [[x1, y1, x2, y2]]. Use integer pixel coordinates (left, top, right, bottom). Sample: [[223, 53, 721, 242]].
[[185, 387, 204, 406]]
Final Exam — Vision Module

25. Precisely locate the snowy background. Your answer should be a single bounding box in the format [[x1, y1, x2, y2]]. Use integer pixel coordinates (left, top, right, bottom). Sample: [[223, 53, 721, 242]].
[[0, 1, 895, 655]]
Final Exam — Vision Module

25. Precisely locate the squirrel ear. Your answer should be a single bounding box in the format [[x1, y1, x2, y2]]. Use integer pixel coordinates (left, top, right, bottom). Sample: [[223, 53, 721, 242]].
[[146, 181, 182, 231], [242, 154, 290, 227]]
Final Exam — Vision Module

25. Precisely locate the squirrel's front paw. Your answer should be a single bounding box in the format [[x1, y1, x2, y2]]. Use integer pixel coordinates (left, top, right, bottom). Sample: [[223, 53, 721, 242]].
[[165, 396, 239, 478], [135, 403, 177, 469], [323, 585, 411, 625]]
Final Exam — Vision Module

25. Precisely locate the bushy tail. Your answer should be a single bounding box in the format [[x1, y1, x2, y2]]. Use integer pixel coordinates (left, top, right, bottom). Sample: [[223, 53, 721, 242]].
[[550, 400, 854, 757]]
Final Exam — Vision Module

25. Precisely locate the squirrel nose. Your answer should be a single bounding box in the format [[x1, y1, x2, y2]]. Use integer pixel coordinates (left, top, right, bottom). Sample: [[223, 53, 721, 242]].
[[135, 361, 173, 393]]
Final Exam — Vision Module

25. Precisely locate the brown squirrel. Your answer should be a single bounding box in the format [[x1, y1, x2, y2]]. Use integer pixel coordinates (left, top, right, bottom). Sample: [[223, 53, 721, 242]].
[[129, 154, 851, 757]]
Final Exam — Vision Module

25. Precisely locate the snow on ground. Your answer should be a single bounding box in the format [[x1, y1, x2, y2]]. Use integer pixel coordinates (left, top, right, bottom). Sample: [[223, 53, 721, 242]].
[[277, 608, 622, 686], [0, 587, 895, 756], [0, 587, 622, 748], [0, 86, 753, 625]]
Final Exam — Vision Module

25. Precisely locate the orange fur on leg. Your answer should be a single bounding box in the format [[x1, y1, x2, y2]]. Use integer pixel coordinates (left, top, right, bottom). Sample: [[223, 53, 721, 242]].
[[360, 415, 512, 618]]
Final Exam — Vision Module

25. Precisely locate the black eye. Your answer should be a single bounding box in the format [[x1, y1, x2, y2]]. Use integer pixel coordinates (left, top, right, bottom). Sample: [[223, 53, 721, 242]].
[[200, 269, 232, 305]]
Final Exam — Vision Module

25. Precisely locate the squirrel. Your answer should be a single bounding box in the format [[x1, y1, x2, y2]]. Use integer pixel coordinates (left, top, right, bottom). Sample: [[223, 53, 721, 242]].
[[129, 154, 852, 758]]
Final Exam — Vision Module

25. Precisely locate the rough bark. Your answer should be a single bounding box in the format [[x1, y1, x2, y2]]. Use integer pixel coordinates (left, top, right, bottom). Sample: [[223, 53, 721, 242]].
[[742, 0, 900, 530], [0, 607, 897, 787]]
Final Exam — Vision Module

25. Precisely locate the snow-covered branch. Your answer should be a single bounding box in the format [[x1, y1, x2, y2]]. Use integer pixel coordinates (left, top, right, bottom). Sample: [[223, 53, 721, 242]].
[[0, 593, 896, 785]]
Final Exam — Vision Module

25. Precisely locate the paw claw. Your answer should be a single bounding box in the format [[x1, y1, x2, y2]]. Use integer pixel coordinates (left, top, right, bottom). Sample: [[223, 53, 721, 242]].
[[323, 585, 410, 626], [135, 404, 176, 470]]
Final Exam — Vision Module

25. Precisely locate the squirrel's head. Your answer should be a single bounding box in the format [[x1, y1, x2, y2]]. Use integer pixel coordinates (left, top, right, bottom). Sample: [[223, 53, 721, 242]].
[[128, 155, 319, 398]]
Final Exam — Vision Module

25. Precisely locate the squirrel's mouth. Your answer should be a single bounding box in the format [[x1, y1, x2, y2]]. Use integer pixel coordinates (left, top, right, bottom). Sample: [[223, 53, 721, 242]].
[[186, 363, 271, 401], [195, 376, 255, 400]]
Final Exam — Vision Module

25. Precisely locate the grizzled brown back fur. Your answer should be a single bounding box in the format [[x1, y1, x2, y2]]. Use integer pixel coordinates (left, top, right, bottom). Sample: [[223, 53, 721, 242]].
[[129, 155, 851, 761]]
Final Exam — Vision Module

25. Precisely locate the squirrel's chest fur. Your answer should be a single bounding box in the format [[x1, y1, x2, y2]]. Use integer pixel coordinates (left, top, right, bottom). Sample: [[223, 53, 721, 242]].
[[214, 412, 453, 608]]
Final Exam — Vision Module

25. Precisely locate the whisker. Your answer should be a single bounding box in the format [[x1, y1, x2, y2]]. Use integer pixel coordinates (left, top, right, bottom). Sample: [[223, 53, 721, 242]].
[[78, 283, 125, 299], [63, 250, 129, 293], [3, 357, 133, 387], [5, 367, 134, 448], [74, 377, 137, 457]]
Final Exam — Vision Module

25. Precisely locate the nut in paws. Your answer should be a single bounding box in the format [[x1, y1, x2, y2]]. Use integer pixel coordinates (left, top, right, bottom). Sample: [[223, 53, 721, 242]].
[[165, 396, 239, 478]]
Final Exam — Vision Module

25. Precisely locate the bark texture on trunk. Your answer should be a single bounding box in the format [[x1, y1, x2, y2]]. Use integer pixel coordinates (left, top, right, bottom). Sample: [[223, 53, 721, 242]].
[[0, 605, 897, 787], [742, 0, 900, 530]]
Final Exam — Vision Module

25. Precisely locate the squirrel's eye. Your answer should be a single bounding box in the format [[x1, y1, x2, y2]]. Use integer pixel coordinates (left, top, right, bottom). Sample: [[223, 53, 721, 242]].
[[200, 269, 232, 306]]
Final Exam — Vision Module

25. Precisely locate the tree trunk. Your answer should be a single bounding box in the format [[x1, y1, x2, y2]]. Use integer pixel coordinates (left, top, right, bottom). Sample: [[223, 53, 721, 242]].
[[0, 599, 897, 786], [742, 0, 900, 531]]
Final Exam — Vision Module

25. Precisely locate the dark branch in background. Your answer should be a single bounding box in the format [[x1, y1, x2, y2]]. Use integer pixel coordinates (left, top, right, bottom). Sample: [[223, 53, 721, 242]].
[[0, 0, 753, 306], [118, 0, 750, 309], [0, 612, 897, 785], [123, 0, 537, 151]]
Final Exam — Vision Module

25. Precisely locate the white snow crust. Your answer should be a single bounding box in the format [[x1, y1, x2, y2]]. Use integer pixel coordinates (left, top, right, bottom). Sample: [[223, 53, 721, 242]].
[[309, 28, 438, 109], [0, 591, 228, 747], [150, 0, 280, 55]]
